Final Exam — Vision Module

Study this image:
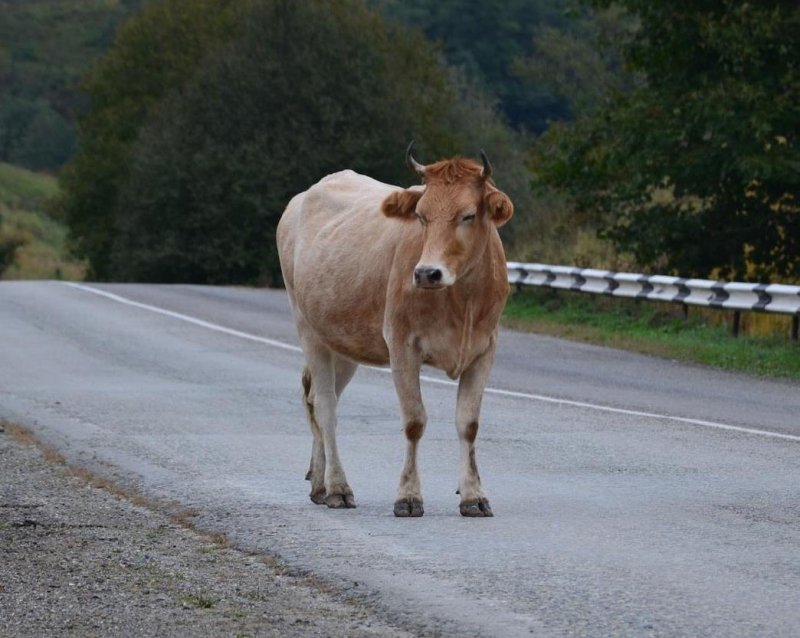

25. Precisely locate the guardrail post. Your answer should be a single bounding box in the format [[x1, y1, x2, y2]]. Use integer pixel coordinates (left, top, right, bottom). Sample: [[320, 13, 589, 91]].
[[731, 310, 741, 338], [792, 315, 799, 342]]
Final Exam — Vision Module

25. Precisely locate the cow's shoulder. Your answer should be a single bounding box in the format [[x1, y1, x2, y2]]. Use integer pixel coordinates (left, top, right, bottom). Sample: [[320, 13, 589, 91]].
[[302, 170, 399, 219], [314, 170, 394, 195]]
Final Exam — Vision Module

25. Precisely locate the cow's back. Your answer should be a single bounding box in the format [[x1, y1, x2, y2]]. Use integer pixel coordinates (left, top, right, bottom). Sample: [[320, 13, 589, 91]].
[[277, 171, 416, 364]]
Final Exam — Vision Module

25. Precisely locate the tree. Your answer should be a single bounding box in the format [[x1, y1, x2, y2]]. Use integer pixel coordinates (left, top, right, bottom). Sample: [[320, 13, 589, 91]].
[[536, 0, 800, 281], [109, 0, 504, 283], [62, 0, 535, 283], [56, 0, 242, 278]]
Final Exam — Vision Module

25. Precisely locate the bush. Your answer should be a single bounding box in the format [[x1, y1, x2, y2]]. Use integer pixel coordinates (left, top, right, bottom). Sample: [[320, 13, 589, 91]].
[[0, 216, 26, 276]]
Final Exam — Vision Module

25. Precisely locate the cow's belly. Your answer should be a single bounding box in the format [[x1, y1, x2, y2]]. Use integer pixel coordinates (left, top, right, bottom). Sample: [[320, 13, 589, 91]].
[[305, 316, 492, 376], [293, 272, 391, 366], [291, 240, 406, 363], [318, 330, 390, 366]]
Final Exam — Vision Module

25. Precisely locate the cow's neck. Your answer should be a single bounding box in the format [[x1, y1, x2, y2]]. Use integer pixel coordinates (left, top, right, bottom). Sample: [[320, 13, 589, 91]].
[[451, 290, 475, 378], [443, 235, 504, 378], [450, 230, 503, 311]]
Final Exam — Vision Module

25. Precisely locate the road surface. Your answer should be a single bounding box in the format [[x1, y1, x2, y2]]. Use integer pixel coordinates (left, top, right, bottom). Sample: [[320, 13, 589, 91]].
[[1, 281, 799, 637]]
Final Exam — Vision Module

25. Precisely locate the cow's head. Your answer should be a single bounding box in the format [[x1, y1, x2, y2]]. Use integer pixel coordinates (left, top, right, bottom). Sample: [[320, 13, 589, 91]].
[[381, 142, 513, 289]]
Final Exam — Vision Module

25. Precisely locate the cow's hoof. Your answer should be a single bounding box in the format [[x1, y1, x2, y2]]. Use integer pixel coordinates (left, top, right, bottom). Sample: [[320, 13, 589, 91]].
[[309, 489, 326, 505], [459, 498, 493, 517], [326, 493, 356, 509], [394, 498, 424, 517]]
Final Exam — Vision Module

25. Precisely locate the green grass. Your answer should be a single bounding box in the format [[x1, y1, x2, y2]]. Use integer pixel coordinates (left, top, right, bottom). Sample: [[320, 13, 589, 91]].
[[0, 162, 59, 209], [0, 162, 85, 280], [503, 288, 800, 381]]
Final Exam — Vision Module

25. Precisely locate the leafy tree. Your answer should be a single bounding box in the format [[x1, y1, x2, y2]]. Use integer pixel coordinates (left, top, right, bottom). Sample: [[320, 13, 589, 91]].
[[536, 0, 800, 280], [110, 0, 520, 284], [61, 0, 536, 283], [56, 0, 242, 278]]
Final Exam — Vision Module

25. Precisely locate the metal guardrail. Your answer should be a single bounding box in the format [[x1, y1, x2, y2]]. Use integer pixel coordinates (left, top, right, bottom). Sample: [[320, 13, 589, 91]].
[[506, 262, 800, 339]]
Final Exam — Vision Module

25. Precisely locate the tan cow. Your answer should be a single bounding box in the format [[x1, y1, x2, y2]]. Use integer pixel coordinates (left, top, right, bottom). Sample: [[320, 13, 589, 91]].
[[276, 143, 513, 517]]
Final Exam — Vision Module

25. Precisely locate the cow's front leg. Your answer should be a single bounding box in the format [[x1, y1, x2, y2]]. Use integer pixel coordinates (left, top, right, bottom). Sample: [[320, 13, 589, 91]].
[[456, 342, 496, 517], [390, 353, 426, 517]]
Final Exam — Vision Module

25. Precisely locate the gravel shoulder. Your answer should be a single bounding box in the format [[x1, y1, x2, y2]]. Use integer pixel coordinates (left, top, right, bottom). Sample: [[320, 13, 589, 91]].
[[0, 421, 412, 638]]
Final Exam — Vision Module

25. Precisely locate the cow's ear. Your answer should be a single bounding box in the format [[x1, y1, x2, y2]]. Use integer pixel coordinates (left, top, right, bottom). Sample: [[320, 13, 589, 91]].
[[381, 189, 422, 220], [484, 187, 514, 227]]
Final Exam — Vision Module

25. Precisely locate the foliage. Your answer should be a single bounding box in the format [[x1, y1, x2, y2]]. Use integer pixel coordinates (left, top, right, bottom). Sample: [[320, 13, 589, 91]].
[[0, 215, 25, 276], [0, 163, 84, 279], [512, 5, 638, 118], [536, 0, 800, 281], [371, 1, 637, 268], [0, 160, 58, 209], [430, 67, 540, 256], [0, 0, 141, 170], [57, 0, 243, 279], [372, 0, 578, 131], [63, 0, 532, 284]]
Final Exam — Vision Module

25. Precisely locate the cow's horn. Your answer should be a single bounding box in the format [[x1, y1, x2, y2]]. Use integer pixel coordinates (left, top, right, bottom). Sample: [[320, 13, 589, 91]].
[[406, 140, 426, 177], [480, 149, 493, 179]]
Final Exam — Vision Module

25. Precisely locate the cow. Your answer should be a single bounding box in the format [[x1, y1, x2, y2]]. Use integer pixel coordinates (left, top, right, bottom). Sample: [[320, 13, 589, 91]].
[[276, 143, 513, 517]]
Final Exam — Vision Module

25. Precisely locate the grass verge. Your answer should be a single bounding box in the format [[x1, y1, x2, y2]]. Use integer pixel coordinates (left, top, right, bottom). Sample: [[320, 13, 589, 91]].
[[503, 288, 800, 381]]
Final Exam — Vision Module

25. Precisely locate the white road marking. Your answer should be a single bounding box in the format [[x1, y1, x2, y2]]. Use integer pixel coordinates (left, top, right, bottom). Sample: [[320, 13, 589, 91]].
[[64, 281, 800, 443], [62, 282, 302, 353]]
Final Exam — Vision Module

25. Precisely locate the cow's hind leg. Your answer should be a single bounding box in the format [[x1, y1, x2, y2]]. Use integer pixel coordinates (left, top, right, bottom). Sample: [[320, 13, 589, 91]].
[[302, 344, 356, 509], [303, 358, 358, 504], [455, 344, 496, 517], [302, 366, 326, 504]]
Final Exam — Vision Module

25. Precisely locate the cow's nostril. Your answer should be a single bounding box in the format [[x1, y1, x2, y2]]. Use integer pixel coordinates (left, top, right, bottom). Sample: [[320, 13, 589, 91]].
[[414, 265, 445, 286]]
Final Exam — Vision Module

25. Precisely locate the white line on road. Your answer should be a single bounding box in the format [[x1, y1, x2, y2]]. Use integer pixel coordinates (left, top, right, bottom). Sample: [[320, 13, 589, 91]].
[[62, 281, 302, 353], [64, 281, 800, 443]]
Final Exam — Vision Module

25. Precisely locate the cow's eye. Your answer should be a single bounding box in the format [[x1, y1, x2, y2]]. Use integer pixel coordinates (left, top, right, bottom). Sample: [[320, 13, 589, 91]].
[[460, 213, 476, 224]]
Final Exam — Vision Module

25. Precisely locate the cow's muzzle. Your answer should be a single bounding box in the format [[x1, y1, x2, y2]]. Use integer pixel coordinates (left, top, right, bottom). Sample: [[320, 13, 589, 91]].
[[413, 265, 448, 289]]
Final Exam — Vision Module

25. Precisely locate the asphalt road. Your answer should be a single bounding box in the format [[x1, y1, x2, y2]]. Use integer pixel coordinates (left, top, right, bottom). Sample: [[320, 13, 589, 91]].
[[2, 281, 799, 637]]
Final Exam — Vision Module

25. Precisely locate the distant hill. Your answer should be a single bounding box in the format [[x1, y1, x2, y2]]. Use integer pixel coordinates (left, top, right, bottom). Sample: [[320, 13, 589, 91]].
[[370, 0, 574, 131], [0, 0, 142, 171]]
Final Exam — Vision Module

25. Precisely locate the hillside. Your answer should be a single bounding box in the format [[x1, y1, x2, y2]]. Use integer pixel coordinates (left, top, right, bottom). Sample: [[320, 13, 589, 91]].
[[0, 163, 84, 280], [0, 0, 142, 170]]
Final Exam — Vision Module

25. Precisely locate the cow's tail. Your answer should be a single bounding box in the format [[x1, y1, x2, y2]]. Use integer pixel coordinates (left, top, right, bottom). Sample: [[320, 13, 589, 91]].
[[302, 366, 316, 481]]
